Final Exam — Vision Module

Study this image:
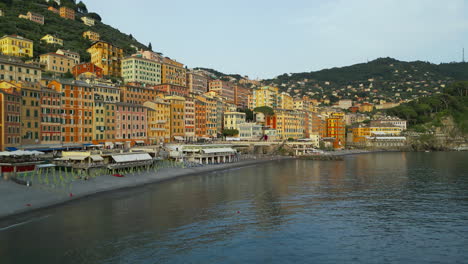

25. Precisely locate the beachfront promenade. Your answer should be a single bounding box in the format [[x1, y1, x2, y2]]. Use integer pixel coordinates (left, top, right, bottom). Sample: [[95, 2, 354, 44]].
[[0, 156, 292, 220]]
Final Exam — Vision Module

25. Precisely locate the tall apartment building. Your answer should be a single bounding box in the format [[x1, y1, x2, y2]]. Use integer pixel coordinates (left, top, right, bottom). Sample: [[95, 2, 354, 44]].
[[234, 85, 251, 109], [0, 35, 33, 58], [87, 41, 123, 77], [251, 86, 279, 109], [0, 82, 22, 150], [121, 56, 162, 85], [161, 57, 186, 86], [115, 103, 147, 145], [184, 98, 195, 141], [187, 70, 209, 94], [154, 84, 189, 97], [209, 80, 235, 103], [48, 80, 94, 143], [120, 85, 160, 105], [165, 96, 186, 141], [19, 82, 42, 145], [144, 99, 171, 144], [40, 86, 62, 144]]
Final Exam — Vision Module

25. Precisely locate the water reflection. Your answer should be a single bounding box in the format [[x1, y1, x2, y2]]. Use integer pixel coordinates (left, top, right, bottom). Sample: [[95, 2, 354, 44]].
[[1, 152, 467, 264]]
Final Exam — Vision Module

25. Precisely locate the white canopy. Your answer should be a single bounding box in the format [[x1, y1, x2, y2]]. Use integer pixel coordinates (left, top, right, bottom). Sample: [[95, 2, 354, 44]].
[[90, 155, 104, 161], [111, 153, 152, 163], [202, 148, 236, 154], [0, 150, 45, 156], [174, 136, 185, 141]]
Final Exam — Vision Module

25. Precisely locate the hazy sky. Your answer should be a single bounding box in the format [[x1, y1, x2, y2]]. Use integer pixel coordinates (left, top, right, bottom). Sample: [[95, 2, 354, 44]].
[[85, 0, 468, 79]]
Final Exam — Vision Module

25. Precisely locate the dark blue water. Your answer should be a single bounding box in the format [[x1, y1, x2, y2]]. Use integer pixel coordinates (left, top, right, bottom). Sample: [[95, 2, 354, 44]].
[[1, 152, 468, 263]]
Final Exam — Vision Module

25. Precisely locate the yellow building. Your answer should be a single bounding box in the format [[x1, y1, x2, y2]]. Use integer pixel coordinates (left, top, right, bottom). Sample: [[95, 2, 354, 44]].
[[39, 53, 75, 74], [144, 99, 171, 144], [41, 34, 63, 46], [81, 16, 95, 26], [83, 31, 100, 42], [19, 82, 42, 145], [87, 41, 123, 77], [165, 95, 185, 141], [351, 124, 402, 144], [223, 112, 246, 132], [161, 57, 186, 86], [252, 86, 279, 109], [0, 35, 33, 58], [278, 92, 294, 110], [274, 109, 304, 139]]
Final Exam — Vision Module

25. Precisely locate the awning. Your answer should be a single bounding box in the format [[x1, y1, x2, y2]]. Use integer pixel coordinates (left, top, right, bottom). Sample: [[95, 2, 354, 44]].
[[57, 156, 87, 161], [115, 142, 124, 145], [83, 143, 93, 146], [201, 148, 236, 154], [90, 155, 104, 161], [105, 142, 114, 146], [135, 140, 145, 144], [174, 136, 185, 141], [111, 153, 152, 163], [36, 164, 56, 169], [6, 147, 18, 151]]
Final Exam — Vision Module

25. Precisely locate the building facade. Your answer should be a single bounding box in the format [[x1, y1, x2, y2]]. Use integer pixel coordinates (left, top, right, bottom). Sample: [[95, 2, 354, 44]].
[[0, 55, 41, 82], [41, 34, 63, 46], [121, 56, 162, 85], [39, 53, 75, 74], [87, 41, 123, 77], [83, 31, 100, 42], [209, 80, 235, 103], [18, 12, 44, 25], [56, 49, 80, 64], [59, 7, 75, 20], [72, 62, 103, 78], [161, 57, 186, 86], [0, 35, 33, 58]]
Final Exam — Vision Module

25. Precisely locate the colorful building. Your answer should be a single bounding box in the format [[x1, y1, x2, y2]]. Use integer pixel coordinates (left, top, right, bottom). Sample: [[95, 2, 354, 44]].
[[40, 86, 62, 144], [121, 56, 162, 85], [48, 80, 94, 143], [0, 35, 33, 58], [234, 85, 251, 109], [72, 62, 103, 79], [103, 102, 116, 144], [251, 86, 279, 109], [278, 92, 294, 110], [81, 16, 95, 26], [47, 6, 59, 14], [359, 102, 374, 112], [59, 7, 75, 20], [18, 12, 44, 25], [187, 69, 209, 94], [40, 34, 63, 46], [161, 57, 186, 86], [209, 80, 235, 103], [223, 112, 246, 132], [144, 99, 171, 144], [83, 31, 100, 42], [0, 82, 21, 150], [165, 95, 185, 141], [327, 116, 346, 148], [87, 41, 123, 77], [184, 98, 195, 141], [266, 109, 304, 140], [154, 84, 189, 97], [120, 85, 160, 105], [56, 49, 80, 64], [194, 98, 207, 138], [18, 82, 42, 145], [39, 53, 76, 74], [0, 55, 41, 82], [115, 103, 148, 145]]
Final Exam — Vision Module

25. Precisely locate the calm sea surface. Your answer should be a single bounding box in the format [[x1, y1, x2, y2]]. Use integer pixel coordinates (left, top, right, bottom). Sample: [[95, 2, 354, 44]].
[[1, 152, 468, 264]]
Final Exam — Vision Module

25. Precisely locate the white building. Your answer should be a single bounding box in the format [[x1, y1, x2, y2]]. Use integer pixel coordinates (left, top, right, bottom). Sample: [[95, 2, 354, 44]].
[[81, 17, 95, 26], [239, 123, 263, 140]]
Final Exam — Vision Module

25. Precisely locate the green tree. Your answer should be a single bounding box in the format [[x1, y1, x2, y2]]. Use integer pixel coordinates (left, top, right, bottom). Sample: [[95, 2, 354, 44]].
[[222, 129, 239, 137], [76, 1, 88, 13], [64, 70, 74, 79], [148, 42, 152, 51], [237, 108, 254, 121], [253, 106, 274, 116]]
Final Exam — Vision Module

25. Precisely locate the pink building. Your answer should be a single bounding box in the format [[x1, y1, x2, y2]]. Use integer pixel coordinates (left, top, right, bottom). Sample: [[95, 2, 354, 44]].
[[115, 103, 148, 146]]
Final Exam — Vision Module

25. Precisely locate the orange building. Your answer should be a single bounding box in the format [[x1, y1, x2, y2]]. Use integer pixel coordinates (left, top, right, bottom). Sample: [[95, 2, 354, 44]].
[[59, 7, 75, 20], [0, 82, 21, 150], [194, 97, 207, 138], [87, 41, 123, 77], [48, 7, 59, 14], [48, 80, 93, 143], [120, 85, 160, 105], [234, 85, 251, 109], [72, 62, 103, 78], [40, 86, 62, 144], [154, 84, 189, 97], [327, 116, 345, 148], [209, 80, 235, 103], [161, 57, 186, 86], [165, 95, 185, 141]]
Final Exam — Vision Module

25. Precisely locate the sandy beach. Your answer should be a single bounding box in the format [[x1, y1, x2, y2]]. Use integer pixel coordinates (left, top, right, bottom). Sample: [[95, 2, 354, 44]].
[[0, 156, 294, 221]]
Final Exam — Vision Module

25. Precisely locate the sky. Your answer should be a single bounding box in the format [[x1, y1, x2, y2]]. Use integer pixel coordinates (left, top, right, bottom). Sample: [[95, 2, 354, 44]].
[[85, 0, 468, 79]]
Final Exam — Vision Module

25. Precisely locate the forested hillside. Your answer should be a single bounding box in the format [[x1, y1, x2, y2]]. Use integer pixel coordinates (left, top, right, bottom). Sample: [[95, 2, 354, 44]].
[[0, 0, 148, 61]]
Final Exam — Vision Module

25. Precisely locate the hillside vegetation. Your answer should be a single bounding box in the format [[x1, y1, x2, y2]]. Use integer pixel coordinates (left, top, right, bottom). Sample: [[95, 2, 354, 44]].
[[0, 0, 148, 62], [387, 81, 468, 134], [263, 57, 468, 104]]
